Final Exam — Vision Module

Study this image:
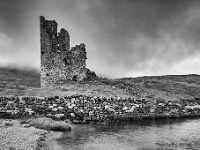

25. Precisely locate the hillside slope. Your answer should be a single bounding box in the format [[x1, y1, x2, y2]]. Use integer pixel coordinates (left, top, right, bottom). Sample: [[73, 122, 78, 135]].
[[112, 75, 200, 102], [0, 67, 40, 87], [0, 67, 200, 102]]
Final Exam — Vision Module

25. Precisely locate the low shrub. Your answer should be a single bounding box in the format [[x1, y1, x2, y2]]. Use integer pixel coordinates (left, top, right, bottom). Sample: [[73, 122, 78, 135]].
[[28, 117, 71, 131]]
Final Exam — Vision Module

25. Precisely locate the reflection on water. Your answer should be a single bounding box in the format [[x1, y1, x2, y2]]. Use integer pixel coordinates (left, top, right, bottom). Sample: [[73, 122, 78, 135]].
[[58, 118, 200, 150]]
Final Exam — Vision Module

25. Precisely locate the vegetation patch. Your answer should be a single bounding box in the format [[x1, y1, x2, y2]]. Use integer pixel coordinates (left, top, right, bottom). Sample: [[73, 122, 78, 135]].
[[28, 117, 71, 131]]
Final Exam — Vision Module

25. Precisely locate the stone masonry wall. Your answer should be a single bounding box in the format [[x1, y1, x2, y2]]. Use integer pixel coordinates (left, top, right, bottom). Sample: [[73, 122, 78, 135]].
[[40, 16, 89, 87]]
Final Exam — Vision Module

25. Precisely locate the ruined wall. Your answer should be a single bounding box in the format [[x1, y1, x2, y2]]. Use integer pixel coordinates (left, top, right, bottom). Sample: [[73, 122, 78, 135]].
[[68, 44, 87, 81], [40, 16, 88, 87]]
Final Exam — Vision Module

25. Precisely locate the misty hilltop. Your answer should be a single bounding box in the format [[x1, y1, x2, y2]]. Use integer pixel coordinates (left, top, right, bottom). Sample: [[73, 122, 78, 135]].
[[0, 67, 200, 103], [0, 67, 40, 88]]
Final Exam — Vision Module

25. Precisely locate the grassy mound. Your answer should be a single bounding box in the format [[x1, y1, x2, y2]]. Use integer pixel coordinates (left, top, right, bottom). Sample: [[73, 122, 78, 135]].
[[28, 117, 71, 131], [0, 67, 200, 102]]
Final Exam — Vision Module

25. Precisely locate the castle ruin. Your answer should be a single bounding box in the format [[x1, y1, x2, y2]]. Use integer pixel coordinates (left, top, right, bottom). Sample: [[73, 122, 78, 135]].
[[40, 16, 95, 87]]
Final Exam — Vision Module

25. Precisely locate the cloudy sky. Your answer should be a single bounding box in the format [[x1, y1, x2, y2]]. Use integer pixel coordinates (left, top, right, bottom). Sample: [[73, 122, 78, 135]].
[[0, 0, 200, 78]]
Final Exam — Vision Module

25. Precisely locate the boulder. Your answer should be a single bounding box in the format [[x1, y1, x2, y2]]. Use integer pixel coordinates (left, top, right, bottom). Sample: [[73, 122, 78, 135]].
[[22, 124, 30, 128]]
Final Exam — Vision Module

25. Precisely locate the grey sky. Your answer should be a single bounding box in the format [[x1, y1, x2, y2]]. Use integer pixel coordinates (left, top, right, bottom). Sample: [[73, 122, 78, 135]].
[[0, 0, 200, 78]]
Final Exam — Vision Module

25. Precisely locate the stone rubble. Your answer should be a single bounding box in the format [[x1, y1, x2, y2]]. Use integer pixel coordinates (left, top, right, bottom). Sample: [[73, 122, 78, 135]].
[[0, 95, 200, 124]]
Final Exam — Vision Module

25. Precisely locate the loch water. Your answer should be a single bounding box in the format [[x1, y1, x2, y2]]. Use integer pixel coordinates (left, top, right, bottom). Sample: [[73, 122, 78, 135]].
[[58, 118, 200, 150]]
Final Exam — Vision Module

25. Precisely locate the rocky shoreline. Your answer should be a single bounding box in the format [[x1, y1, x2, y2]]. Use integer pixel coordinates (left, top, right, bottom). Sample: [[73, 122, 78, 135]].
[[35, 130, 64, 150], [1, 95, 200, 150], [0, 119, 64, 150]]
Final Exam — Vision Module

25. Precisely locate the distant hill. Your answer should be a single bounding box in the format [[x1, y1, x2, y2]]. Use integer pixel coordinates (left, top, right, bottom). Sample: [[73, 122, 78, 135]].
[[0, 67, 200, 103], [0, 67, 40, 88]]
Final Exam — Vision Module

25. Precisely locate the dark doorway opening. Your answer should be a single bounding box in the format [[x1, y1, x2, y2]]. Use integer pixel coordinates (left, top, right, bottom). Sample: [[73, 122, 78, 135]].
[[72, 75, 77, 81]]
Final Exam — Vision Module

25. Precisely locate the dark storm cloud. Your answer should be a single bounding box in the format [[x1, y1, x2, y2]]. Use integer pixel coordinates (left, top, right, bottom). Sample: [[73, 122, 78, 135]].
[[84, 1, 198, 60], [0, 0, 39, 39], [78, 0, 200, 77], [0, 0, 200, 77], [0, 0, 40, 68]]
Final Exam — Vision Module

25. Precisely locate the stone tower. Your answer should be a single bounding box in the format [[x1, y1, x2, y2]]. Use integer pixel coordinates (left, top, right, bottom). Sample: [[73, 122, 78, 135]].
[[40, 16, 93, 87]]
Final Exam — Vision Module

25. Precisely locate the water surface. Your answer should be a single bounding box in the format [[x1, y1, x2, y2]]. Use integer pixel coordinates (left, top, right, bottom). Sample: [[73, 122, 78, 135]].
[[58, 118, 200, 150]]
